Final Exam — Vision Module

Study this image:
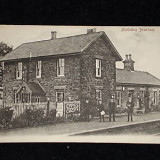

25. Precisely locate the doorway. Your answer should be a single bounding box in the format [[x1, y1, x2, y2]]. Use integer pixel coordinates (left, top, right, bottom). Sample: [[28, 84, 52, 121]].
[[56, 91, 64, 117]]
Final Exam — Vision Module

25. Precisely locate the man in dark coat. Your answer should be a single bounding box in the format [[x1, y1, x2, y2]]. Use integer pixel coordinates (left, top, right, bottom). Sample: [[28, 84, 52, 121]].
[[138, 96, 142, 109], [126, 97, 134, 122], [108, 98, 116, 122], [97, 100, 105, 122], [83, 99, 91, 122]]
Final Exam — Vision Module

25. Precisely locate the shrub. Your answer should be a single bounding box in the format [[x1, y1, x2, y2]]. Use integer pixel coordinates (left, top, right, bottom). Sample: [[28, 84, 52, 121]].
[[0, 107, 13, 129], [149, 104, 160, 112]]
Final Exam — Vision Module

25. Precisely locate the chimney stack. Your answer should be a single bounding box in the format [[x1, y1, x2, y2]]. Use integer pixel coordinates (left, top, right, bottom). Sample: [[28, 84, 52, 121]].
[[51, 31, 57, 39], [123, 54, 135, 71], [87, 28, 96, 34], [129, 54, 132, 60], [125, 54, 129, 60]]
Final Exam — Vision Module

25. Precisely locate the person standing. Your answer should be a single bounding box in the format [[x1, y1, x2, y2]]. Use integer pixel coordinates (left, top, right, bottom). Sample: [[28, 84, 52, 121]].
[[83, 99, 91, 122], [97, 100, 105, 122], [108, 98, 116, 122], [138, 96, 142, 109], [126, 97, 134, 122]]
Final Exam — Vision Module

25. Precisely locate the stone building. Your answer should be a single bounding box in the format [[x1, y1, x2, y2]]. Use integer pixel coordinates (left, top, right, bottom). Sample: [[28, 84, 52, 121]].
[[1, 29, 122, 114], [116, 54, 160, 110]]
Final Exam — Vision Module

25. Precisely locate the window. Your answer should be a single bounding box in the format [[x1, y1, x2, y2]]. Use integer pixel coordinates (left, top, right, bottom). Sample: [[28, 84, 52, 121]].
[[153, 91, 157, 105], [56, 92, 64, 102], [140, 91, 145, 98], [35, 96, 40, 103], [96, 59, 101, 77], [128, 90, 134, 98], [96, 90, 102, 100], [116, 91, 122, 107], [36, 61, 42, 78], [57, 58, 64, 76], [16, 62, 22, 79], [15, 92, 31, 104]]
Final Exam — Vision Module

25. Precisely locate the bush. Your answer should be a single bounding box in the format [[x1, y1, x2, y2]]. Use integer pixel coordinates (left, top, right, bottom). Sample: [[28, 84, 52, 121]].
[[11, 112, 28, 128], [149, 105, 160, 112], [0, 107, 13, 129]]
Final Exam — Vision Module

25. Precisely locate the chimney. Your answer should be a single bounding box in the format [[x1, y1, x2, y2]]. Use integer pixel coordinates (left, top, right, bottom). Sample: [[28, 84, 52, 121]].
[[125, 54, 129, 60], [129, 54, 132, 60], [51, 31, 57, 39], [123, 54, 135, 71], [87, 28, 96, 34]]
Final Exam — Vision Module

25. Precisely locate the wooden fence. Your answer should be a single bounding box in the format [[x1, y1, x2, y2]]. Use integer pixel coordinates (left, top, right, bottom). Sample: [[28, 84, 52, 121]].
[[3, 102, 57, 118]]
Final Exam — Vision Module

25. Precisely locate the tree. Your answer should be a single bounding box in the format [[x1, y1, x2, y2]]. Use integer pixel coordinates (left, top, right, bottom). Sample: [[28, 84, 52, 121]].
[[0, 42, 13, 57]]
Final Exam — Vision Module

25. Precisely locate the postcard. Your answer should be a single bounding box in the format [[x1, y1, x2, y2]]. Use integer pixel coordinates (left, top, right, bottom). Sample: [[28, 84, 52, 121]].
[[0, 25, 160, 143]]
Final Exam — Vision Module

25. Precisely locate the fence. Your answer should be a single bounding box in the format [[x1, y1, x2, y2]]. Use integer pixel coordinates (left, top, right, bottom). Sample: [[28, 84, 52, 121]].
[[3, 102, 51, 118], [2, 101, 80, 119]]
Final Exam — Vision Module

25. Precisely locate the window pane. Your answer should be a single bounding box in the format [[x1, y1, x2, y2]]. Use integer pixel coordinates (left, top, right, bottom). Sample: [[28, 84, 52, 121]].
[[17, 62, 22, 79], [60, 67, 64, 75], [96, 59, 101, 77], [96, 59, 99, 68], [61, 59, 64, 67]]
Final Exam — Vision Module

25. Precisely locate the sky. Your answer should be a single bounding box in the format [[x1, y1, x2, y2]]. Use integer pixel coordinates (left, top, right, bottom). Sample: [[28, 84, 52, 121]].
[[0, 25, 160, 78]]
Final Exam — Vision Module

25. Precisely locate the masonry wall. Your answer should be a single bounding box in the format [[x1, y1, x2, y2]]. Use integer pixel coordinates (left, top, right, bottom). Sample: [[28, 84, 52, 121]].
[[3, 55, 81, 104], [81, 35, 116, 108], [3, 35, 117, 109], [116, 85, 160, 108]]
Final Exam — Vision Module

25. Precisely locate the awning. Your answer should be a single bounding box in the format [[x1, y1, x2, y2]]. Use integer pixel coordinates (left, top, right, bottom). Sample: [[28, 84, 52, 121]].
[[16, 82, 46, 95]]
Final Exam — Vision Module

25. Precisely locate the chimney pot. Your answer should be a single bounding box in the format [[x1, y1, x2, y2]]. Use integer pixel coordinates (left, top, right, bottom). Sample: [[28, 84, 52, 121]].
[[129, 54, 132, 59], [125, 54, 128, 60], [51, 31, 57, 39], [87, 28, 96, 34]]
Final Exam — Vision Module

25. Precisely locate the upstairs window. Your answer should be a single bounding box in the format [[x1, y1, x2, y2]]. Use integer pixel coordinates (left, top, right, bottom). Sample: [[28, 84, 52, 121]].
[[96, 59, 101, 77], [57, 58, 64, 76], [36, 61, 42, 78], [16, 62, 22, 79]]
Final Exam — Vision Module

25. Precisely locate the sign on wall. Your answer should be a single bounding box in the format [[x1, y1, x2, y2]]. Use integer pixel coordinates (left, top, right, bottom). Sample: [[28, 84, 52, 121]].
[[64, 101, 80, 114]]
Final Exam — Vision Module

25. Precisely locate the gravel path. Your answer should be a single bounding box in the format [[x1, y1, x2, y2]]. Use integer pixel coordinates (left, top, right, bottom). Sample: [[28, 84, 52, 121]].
[[0, 112, 160, 136]]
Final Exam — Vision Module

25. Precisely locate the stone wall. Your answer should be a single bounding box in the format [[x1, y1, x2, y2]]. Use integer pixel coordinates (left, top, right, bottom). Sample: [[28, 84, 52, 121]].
[[3, 34, 117, 109], [3, 55, 81, 103], [81, 35, 116, 108], [116, 85, 160, 108]]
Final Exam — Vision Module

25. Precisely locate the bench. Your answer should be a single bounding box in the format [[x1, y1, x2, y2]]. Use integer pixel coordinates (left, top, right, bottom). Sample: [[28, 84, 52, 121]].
[[134, 108, 145, 115]]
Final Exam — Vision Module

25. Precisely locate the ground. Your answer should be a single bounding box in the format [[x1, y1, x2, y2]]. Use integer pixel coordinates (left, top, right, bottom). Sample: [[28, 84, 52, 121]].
[[0, 112, 160, 136]]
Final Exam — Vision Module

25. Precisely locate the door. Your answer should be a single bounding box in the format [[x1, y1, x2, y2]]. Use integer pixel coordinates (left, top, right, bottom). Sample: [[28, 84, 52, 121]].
[[56, 92, 64, 117], [116, 91, 122, 107]]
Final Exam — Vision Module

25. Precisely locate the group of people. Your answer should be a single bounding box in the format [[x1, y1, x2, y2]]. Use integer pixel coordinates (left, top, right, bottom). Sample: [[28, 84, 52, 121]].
[[81, 96, 134, 122]]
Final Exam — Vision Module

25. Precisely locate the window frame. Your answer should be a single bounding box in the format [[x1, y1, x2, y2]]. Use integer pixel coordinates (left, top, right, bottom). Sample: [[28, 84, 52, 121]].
[[57, 58, 65, 77], [153, 91, 157, 105], [16, 62, 22, 80], [35, 95, 40, 104], [36, 60, 42, 78], [96, 59, 102, 77]]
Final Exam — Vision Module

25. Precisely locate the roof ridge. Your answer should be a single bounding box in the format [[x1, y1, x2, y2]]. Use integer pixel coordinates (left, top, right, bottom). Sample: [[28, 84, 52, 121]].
[[116, 68, 150, 73], [145, 72, 160, 81], [20, 31, 103, 46]]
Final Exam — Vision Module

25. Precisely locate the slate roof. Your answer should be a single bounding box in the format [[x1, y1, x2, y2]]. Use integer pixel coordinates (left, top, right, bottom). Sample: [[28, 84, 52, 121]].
[[26, 82, 46, 95], [1, 31, 122, 62], [116, 69, 160, 86]]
